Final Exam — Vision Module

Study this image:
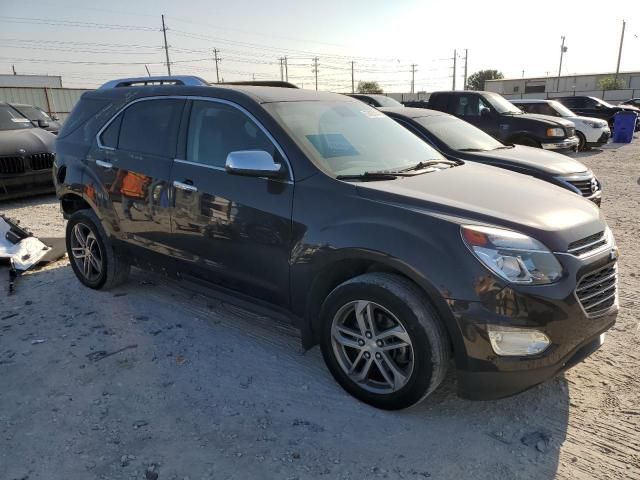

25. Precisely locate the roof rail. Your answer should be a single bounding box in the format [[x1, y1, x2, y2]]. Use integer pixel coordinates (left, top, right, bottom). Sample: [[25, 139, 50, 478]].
[[219, 80, 299, 89], [99, 76, 209, 89]]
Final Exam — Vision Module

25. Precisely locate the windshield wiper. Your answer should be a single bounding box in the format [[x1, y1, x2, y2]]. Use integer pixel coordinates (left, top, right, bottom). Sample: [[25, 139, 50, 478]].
[[394, 159, 460, 172], [458, 148, 486, 152], [336, 171, 399, 181], [492, 145, 515, 150]]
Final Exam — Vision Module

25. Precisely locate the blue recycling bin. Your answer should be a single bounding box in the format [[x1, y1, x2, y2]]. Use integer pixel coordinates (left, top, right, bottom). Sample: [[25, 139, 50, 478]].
[[612, 111, 637, 143]]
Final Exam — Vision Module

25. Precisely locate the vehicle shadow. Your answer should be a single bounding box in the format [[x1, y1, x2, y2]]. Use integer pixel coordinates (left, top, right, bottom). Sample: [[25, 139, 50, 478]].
[[0, 263, 569, 480]]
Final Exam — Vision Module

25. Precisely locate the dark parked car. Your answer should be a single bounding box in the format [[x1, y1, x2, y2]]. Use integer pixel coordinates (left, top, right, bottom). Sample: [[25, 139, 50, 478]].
[[621, 98, 640, 108], [553, 96, 640, 130], [0, 102, 56, 200], [9, 103, 62, 135], [428, 91, 579, 152], [381, 107, 602, 205], [55, 76, 618, 409], [346, 94, 403, 108]]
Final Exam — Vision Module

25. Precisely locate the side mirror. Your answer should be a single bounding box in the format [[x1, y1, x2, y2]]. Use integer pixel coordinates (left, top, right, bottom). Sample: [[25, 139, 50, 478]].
[[480, 107, 492, 117], [51, 115, 59, 121], [594, 103, 604, 110], [37, 119, 49, 128], [225, 150, 284, 178]]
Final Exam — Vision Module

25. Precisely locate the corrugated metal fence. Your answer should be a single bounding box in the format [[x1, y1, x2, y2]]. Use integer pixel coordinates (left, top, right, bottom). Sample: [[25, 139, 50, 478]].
[[0, 87, 92, 122]]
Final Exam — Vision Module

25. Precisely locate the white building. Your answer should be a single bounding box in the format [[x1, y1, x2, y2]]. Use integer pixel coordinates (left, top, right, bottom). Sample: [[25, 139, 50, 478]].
[[0, 74, 63, 88], [485, 71, 640, 102]]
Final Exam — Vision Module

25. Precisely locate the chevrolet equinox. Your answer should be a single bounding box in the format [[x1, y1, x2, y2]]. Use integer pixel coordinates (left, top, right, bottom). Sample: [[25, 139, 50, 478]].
[[54, 76, 619, 410]]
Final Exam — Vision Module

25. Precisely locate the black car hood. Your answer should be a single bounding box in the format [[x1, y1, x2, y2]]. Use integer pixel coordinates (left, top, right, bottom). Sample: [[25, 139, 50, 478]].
[[506, 112, 575, 129], [467, 145, 588, 176], [0, 128, 56, 156], [356, 162, 604, 251]]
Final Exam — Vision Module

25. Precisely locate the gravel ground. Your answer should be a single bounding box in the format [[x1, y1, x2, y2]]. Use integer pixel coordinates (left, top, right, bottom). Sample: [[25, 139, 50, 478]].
[[1, 140, 639, 480]]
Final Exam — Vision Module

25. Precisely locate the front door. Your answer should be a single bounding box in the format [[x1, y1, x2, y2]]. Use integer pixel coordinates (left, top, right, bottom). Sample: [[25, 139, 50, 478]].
[[168, 99, 293, 307], [451, 94, 501, 140], [87, 97, 185, 252]]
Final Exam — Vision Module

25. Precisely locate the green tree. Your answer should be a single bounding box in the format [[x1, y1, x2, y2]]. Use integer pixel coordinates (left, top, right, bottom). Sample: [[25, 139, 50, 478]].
[[598, 76, 625, 90], [356, 81, 383, 94], [466, 70, 504, 91]]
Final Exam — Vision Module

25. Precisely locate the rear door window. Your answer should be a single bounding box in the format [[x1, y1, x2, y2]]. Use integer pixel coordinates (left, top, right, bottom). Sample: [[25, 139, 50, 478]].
[[118, 99, 184, 158], [100, 115, 122, 148]]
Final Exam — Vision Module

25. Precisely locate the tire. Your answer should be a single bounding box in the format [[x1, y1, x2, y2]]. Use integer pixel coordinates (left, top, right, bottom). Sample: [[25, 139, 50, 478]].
[[576, 131, 588, 151], [513, 136, 540, 148], [319, 272, 449, 410], [65, 209, 130, 290]]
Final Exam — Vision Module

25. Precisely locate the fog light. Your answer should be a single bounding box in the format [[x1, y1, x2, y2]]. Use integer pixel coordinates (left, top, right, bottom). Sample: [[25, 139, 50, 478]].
[[487, 326, 550, 356]]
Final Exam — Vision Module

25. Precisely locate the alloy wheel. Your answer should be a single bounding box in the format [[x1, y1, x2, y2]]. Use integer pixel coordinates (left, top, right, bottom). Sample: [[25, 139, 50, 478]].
[[330, 300, 414, 394], [70, 223, 103, 282]]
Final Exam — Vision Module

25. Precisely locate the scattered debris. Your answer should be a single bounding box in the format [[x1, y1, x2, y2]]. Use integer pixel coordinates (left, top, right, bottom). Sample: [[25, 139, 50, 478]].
[[85, 344, 138, 362], [31, 339, 47, 345], [521, 431, 551, 452]]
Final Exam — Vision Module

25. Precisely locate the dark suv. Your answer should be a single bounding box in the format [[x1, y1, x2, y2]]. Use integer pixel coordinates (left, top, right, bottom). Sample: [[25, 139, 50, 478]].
[[554, 96, 640, 130], [55, 76, 619, 409], [428, 91, 579, 152]]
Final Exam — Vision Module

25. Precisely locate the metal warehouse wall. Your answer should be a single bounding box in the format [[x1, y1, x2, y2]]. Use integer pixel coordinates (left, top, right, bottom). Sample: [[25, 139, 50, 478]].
[[0, 87, 92, 122]]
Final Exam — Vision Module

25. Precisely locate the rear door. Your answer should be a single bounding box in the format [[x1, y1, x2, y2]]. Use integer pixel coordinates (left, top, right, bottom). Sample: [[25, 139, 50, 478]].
[[168, 98, 293, 307], [90, 97, 185, 252]]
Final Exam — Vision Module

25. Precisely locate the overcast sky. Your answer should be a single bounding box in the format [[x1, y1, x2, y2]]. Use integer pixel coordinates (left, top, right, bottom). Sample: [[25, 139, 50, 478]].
[[1, 0, 638, 92]]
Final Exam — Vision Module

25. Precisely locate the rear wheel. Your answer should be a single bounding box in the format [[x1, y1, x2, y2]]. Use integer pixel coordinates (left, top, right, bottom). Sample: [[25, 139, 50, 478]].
[[319, 273, 449, 410], [66, 210, 129, 290]]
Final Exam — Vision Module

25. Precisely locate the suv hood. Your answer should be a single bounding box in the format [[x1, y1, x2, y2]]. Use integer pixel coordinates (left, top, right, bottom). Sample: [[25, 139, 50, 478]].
[[0, 128, 56, 156], [356, 162, 604, 252], [566, 115, 609, 127], [507, 112, 575, 129], [472, 145, 589, 176]]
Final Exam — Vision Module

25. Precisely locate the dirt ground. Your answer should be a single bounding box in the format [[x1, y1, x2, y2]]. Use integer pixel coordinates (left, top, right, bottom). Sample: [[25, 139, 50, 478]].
[[1, 140, 639, 480]]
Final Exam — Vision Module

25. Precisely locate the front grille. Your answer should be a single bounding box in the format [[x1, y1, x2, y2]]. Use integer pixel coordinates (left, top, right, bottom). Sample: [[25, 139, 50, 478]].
[[566, 126, 575, 137], [0, 156, 26, 175], [29, 152, 55, 171], [566, 174, 597, 197], [567, 231, 607, 256], [576, 263, 617, 317]]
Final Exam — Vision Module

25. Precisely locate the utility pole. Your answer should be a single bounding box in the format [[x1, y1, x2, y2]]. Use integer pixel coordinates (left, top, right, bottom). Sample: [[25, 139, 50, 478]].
[[556, 36, 566, 92], [12, 64, 16, 75], [145, 65, 151, 77], [351, 61, 355, 93], [161, 14, 171, 76], [452, 49, 457, 90], [463, 49, 468, 90], [410, 64, 417, 94], [284, 56, 288, 82], [279, 57, 284, 81], [313, 57, 319, 91], [213, 49, 221, 83], [615, 20, 626, 84]]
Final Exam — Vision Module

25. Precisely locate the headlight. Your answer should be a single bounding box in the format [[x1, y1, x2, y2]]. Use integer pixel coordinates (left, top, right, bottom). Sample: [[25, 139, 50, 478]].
[[546, 127, 565, 137], [585, 120, 606, 128], [461, 225, 563, 285], [487, 326, 550, 356]]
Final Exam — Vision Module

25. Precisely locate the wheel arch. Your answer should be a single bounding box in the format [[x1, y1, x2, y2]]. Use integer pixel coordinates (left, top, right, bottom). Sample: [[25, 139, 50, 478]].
[[301, 249, 461, 359]]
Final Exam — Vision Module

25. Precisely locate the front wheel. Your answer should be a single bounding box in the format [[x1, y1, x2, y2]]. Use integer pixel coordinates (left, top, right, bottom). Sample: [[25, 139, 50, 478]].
[[576, 131, 588, 151], [319, 273, 449, 410]]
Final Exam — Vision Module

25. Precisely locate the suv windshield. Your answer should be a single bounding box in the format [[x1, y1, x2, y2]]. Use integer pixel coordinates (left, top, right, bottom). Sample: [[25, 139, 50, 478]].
[[266, 101, 445, 176], [12, 104, 51, 122], [415, 115, 503, 151], [0, 105, 33, 131], [485, 93, 523, 114], [548, 101, 575, 117]]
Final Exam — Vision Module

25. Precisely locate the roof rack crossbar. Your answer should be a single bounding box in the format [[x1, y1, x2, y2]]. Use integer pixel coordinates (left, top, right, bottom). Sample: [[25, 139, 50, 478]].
[[99, 76, 209, 89]]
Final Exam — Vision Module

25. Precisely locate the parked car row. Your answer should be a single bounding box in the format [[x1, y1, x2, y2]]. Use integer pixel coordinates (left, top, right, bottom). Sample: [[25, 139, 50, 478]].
[[52, 76, 618, 410], [0, 102, 57, 200]]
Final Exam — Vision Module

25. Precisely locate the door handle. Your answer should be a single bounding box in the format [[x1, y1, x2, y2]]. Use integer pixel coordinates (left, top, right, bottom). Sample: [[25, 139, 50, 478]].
[[173, 180, 198, 193], [95, 160, 113, 169]]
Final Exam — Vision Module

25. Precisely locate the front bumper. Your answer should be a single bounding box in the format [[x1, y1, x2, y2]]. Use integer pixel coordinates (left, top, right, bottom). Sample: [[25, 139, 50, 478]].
[[449, 247, 618, 400], [586, 130, 611, 147], [541, 136, 580, 152], [0, 171, 55, 201]]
